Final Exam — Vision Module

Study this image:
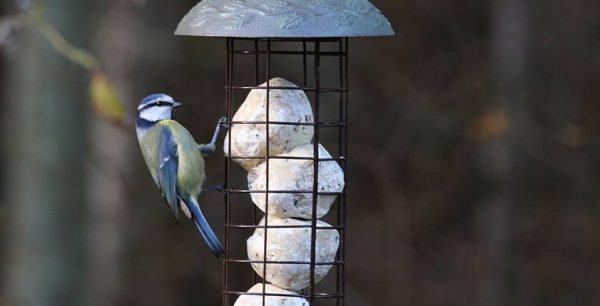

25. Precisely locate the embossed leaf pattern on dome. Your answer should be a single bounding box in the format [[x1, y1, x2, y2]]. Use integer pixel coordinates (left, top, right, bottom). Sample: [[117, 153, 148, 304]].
[[226, 13, 252, 29], [222, 0, 246, 12], [175, 0, 395, 37], [281, 12, 303, 30], [306, 0, 336, 15], [261, 0, 292, 15], [190, 6, 218, 27], [336, 13, 354, 29], [348, 1, 372, 15]]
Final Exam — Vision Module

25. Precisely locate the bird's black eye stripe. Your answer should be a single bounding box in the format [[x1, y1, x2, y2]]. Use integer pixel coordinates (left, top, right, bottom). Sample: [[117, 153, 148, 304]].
[[141, 100, 171, 110]]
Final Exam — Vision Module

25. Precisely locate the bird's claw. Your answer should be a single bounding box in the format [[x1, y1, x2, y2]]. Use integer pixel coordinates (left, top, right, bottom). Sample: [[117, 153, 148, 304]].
[[218, 117, 229, 129]]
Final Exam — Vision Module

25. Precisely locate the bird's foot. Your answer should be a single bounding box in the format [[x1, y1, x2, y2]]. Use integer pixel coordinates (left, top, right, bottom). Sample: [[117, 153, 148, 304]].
[[198, 117, 229, 157], [199, 143, 216, 156]]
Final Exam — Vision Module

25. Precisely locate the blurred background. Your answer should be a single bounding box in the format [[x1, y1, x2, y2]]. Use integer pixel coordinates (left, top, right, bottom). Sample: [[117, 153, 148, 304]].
[[1, 0, 599, 305]]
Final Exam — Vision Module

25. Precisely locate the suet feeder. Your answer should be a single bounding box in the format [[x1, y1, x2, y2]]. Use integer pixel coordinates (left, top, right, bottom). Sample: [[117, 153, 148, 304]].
[[175, 1, 393, 305]]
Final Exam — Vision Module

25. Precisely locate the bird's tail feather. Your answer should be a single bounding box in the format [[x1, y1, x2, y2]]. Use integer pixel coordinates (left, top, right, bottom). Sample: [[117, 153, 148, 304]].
[[184, 197, 224, 257]]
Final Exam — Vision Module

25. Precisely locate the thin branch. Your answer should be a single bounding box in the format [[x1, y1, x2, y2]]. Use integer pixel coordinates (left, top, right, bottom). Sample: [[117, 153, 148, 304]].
[[37, 19, 100, 71]]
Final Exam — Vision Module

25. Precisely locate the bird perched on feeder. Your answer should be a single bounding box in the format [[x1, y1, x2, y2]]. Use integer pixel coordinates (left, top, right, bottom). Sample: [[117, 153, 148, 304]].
[[135, 93, 225, 257]]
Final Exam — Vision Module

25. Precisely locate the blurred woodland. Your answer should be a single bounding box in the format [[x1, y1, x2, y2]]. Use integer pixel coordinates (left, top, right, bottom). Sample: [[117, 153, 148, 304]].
[[1, 0, 599, 305]]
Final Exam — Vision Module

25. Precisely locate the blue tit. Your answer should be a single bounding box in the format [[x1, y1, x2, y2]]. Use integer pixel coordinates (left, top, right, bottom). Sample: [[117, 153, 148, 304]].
[[135, 93, 224, 257]]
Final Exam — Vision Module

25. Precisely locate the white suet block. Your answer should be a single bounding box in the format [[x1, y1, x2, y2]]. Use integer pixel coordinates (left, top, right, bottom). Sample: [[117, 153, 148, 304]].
[[248, 144, 345, 219], [224, 77, 314, 170], [233, 284, 308, 306], [247, 217, 340, 291]]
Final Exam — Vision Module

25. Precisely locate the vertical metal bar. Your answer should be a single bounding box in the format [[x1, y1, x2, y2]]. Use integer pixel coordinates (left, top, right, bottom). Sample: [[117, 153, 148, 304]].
[[302, 41, 308, 87], [253, 39, 260, 286], [341, 37, 349, 306], [254, 40, 260, 85], [338, 39, 344, 158], [224, 37, 234, 306], [309, 39, 321, 306], [336, 38, 344, 306], [262, 38, 272, 306]]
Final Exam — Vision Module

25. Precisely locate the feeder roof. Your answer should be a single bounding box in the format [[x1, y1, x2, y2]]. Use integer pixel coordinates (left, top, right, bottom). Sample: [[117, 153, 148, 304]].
[[175, 0, 394, 38]]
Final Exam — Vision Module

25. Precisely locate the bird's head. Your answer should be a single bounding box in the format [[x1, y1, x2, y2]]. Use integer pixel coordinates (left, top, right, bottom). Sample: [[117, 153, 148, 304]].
[[137, 94, 182, 123]]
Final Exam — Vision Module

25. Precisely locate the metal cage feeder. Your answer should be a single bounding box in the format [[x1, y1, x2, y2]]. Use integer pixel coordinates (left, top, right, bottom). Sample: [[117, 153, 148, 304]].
[[175, 1, 393, 305]]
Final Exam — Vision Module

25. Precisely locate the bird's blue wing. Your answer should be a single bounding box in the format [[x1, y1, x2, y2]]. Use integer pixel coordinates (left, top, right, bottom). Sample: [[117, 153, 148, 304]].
[[158, 126, 179, 219]]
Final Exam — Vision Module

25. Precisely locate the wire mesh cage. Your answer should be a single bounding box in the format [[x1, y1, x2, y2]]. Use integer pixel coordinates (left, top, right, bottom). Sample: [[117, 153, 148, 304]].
[[223, 38, 348, 306]]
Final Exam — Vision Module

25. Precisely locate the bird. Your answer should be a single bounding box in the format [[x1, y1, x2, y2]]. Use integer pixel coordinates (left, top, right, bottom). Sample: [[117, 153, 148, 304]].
[[135, 93, 224, 257]]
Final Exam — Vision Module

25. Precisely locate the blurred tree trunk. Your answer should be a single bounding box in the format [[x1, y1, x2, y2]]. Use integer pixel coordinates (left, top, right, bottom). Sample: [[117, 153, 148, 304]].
[[2, 1, 96, 305], [476, 0, 528, 305], [82, 1, 139, 305]]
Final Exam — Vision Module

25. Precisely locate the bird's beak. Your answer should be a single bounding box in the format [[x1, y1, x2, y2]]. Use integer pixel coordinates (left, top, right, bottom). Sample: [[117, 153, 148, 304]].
[[173, 102, 183, 108]]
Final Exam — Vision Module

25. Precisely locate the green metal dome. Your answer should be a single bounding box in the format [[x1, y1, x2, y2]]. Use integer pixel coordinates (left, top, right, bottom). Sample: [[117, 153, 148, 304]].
[[175, 0, 394, 38]]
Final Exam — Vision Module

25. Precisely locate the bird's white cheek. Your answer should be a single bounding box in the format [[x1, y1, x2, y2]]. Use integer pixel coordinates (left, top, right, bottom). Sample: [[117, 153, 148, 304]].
[[140, 106, 172, 122]]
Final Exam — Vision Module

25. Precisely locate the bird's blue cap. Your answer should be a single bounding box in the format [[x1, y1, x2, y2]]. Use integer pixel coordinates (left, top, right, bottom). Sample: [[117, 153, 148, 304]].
[[138, 94, 182, 110]]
